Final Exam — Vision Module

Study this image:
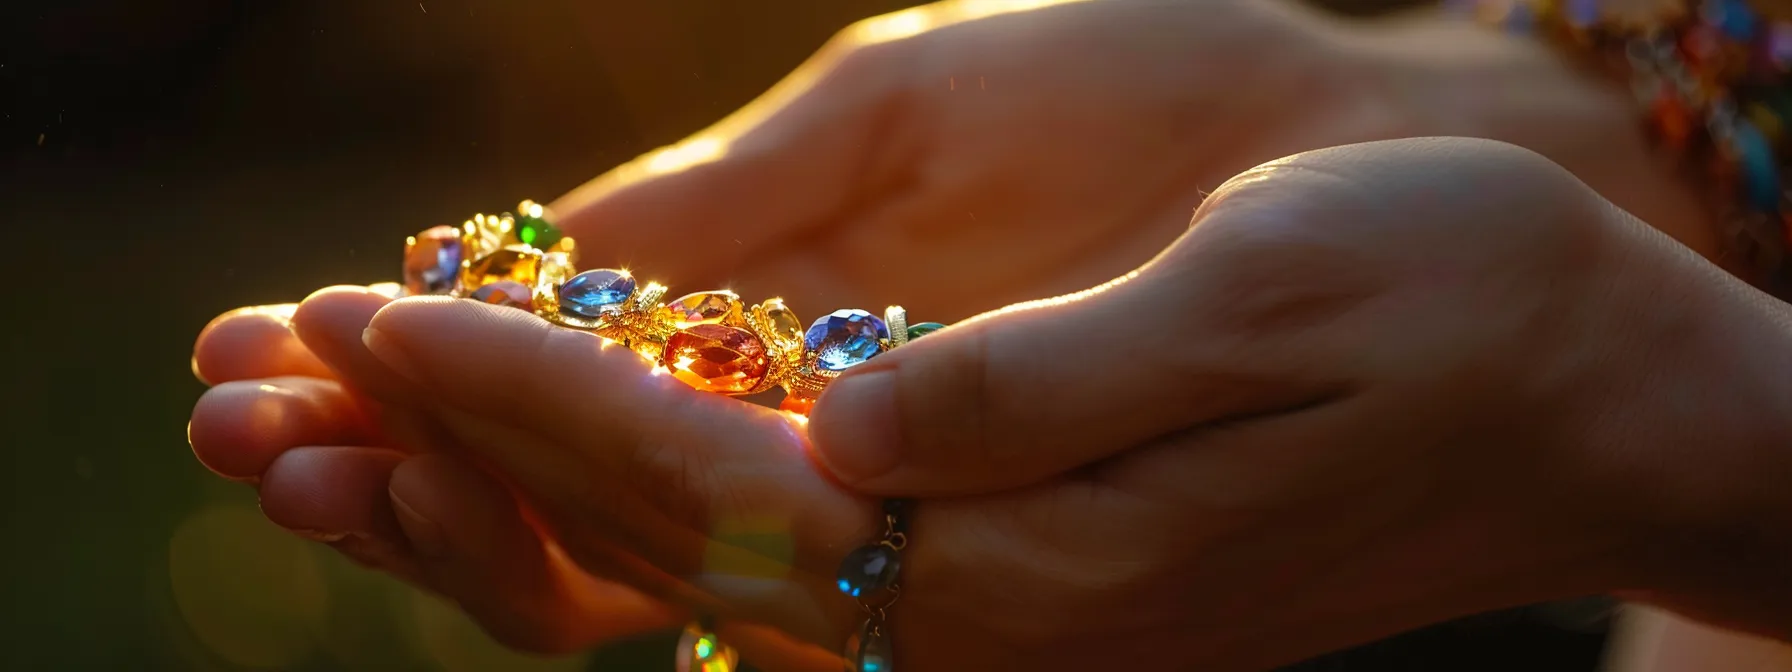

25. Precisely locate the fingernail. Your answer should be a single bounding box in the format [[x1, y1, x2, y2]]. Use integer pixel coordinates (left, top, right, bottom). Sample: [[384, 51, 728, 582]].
[[811, 370, 901, 483], [390, 490, 450, 558], [362, 327, 425, 382]]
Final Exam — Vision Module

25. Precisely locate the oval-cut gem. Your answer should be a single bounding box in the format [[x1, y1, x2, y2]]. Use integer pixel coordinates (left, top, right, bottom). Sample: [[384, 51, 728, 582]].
[[515, 213, 562, 250], [805, 309, 889, 371], [403, 225, 463, 295], [558, 269, 636, 318], [465, 246, 541, 292], [836, 544, 900, 598], [662, 324, 769, 394], [665, 291, 743, 328], [758, 298, 804, 347], [846, 620, 894, 672], [471, 280, 534, 311], [905, 322, 946, 341]]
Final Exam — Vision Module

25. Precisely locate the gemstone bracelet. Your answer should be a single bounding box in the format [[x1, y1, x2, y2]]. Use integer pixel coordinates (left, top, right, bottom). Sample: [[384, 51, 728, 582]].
[[401, 201, 923, 672], [1461, 0, 1792, 298]]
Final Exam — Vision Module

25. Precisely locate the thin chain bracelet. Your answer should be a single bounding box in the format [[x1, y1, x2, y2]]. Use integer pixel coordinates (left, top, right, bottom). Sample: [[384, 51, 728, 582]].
[[399, 201, 938, 671]]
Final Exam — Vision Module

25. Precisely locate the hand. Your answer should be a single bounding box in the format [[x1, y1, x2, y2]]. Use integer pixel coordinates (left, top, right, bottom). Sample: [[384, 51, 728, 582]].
[[275, 138, 1792, 671]]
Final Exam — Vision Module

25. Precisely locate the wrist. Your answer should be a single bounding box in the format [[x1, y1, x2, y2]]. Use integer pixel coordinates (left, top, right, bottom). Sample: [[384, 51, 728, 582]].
[[1615, 278, 1792, 640], [1335, 13, 1724, 260]]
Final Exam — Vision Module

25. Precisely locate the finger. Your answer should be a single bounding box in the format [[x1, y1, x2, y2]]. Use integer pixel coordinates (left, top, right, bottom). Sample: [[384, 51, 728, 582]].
[[289, 286, 411, 399], [804, 255, 1348, 496], [287, 286, 461, 456], [547, 21, 910, 287], [192, 304, 334, 385], [258, 445, 422, 581], [360, 297, 872, 642], [389, 453, 683, 654], [188, 377, 381, 481]]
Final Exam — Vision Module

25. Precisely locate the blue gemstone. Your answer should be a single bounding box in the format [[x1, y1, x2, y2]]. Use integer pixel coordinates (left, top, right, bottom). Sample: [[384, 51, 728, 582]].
[[558, 269, 636, 318], [848, 620, 894, 672], [804, 309, 889, 371], [836, 544, 900, 598], [1734, 121, 1780, 212]]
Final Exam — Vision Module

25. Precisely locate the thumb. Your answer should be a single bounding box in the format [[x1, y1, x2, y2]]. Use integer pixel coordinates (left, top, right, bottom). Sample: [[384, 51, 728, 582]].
[[806, 246, 1327, 496]]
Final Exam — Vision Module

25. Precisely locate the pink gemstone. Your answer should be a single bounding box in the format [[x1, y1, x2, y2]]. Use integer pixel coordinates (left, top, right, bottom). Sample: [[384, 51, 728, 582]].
[[471, 280, 534, 311]]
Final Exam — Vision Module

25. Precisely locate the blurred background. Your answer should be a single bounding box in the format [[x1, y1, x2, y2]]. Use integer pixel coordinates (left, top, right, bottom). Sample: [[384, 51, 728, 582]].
[[2, 0, 1615, 669]]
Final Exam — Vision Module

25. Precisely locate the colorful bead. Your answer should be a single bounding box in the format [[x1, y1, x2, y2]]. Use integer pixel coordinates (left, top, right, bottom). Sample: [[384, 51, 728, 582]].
[[661, 324, 769, 394], [1735, 120, 1780, 211], [805, 309, 889, 371], [846, 621, 894, 672], [470, 280, 534, 311], [558, 269, 636, 318], [675, 623, 738, 672], [665, 291, 744, 328], [402, 226, 464, 295], [836, 544, 901, 598]]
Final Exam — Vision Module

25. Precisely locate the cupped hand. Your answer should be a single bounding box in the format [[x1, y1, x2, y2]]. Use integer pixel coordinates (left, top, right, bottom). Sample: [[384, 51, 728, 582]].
[[282, 138, 1792, 670], [550, 0, 1388, 320]]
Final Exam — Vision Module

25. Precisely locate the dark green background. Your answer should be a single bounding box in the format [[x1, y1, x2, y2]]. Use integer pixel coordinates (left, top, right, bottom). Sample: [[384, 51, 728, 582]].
[[3, 0, 1608, 669]]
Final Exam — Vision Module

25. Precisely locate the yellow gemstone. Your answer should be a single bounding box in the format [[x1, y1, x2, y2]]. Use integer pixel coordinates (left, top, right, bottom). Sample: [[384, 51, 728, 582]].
[[665, 291, 743, 328], [540, 251, 577, 288], [758, 298, 803, 346], [463, 245, 541, 292]]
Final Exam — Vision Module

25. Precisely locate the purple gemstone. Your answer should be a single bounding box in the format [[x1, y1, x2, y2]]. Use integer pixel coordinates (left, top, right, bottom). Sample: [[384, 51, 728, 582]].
[[403, 226, 463, 295]]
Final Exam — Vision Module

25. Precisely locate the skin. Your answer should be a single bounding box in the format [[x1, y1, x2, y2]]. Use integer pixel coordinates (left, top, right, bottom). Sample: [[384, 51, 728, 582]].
[[188, 0, 1792, 668]]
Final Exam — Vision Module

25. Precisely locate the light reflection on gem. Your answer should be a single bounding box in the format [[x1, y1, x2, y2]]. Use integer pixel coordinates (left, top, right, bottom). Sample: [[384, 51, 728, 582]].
[[804, 309, 889, 371]]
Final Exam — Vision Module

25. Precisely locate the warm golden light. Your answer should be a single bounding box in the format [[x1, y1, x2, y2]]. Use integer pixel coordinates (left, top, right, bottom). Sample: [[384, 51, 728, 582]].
[[644, 136, 726, 175]]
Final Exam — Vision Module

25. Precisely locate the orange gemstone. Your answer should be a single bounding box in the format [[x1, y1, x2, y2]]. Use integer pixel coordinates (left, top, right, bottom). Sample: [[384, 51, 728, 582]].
[[779, 394, 816, 416], [464, 245, 541, 292], [665, 291, 743, 327], [403, 225, 463, 295], [662, 324, 769, 394]]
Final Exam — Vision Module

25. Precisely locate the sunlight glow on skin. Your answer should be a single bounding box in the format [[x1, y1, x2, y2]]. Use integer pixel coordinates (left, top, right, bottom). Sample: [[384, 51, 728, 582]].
[[551, 0, 1094, 214]]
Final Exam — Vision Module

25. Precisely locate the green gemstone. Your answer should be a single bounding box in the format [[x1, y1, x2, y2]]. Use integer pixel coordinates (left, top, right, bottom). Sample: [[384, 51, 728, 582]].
[[905, 322, 946, 340], [515, 214, 562, 250]]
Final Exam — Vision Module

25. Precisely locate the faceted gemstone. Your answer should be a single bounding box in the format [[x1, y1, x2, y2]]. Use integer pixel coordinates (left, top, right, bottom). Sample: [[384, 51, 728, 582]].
[[665, 291, 744, 328], [515, 213, 562, 250], [845, 620, 894, 672], [779, 394, 816, 416], [661, 324, 769, 394], [464, 246, 541, 292], [758, 298, 804, 347], [558, 269, 637, 318], [905, 322, 946, 341], [403, 226, 464, 295], [539, 251, 577, 289], [804, 309, 889, 372], [470, 280, 534, 311], [675, 623, 738, 672], [835, 543, 900, 598]]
